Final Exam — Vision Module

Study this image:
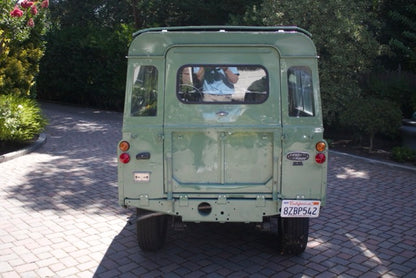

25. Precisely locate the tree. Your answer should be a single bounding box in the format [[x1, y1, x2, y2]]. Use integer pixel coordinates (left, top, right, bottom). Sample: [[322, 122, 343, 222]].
[[379, 1, 416, 72], [37, 0, 261, 110], [241, 0, 382, 126], [129, 0, 262, 28], [339, 96, 402, 152]]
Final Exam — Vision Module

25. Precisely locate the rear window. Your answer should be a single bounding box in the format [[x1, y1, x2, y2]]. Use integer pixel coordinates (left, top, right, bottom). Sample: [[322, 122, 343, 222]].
[[177, 65, 268, 104], [131, 65, 158, 116], [288, 66, 315, 117]]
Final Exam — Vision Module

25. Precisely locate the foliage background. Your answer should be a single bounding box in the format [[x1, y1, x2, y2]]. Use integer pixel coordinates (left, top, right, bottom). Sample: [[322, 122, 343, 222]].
[[36, 0, 262, 111], [1, 0, 48, 97], [1, 0, 49, 146], [1, 0, 416, 152], [37, 1, 415, 116]]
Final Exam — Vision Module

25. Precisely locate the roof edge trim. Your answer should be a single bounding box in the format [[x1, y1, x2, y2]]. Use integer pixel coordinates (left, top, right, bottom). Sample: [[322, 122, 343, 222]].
[[132, 26, 312, 38]]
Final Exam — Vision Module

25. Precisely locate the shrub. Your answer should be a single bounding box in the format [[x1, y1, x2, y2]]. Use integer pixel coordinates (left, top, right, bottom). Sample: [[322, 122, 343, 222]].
[[339, 96, 402, 152], [0, 44, 44, 96], [0, 0, 49, 97], [0, 94, 47, 143], [391, 146, 416, 163], [363, 71, 416, 118]]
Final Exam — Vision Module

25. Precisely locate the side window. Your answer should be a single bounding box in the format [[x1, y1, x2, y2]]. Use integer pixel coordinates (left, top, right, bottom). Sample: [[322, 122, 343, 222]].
[[131, 65, 158, 116], [177, 65, 268, 104], [288, 67, 315, 117]]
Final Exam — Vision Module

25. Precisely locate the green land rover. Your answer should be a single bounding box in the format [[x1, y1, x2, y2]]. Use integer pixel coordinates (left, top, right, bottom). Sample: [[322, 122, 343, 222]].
[[118, 26, 328, 254]]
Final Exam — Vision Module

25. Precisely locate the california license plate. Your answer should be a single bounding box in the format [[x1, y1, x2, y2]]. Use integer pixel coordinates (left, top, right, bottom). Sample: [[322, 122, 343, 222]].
[[281, 200, 321, 218]]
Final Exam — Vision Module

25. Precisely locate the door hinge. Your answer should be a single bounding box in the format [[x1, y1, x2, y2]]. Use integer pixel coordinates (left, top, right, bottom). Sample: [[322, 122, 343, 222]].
[[256, 195, 266, 207], [179, 195, 188, 207], [217, 195, 228, 205]]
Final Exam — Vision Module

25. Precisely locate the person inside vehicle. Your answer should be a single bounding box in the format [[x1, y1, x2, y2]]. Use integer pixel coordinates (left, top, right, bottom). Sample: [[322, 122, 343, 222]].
[[194, 66, 239, 102]]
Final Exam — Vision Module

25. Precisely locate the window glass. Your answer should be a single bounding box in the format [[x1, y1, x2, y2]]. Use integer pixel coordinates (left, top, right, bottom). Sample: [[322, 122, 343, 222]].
[[177, 65, 268, 104], [131, 65, 158, 116], [288, 67, 315, 117]]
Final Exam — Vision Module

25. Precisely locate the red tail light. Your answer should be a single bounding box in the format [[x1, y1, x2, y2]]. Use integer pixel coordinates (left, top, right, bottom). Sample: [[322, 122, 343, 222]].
[[315, 153, 326, 164], [119, 153, 130, 164]]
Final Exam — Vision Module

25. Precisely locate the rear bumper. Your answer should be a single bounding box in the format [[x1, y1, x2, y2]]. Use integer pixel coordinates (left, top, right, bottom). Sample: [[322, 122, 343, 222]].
[[124, 197, 279, 223]]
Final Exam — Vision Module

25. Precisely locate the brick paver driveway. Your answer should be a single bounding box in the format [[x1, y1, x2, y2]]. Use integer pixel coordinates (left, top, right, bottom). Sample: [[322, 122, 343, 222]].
[[1, 102, 415, 277]]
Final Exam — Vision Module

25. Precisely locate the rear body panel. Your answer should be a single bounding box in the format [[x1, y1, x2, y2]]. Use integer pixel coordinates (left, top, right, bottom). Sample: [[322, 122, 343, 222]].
[[118, 27, 327, 223]]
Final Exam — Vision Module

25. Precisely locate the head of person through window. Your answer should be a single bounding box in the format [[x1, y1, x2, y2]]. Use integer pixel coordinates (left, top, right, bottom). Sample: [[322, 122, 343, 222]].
[[178, 65, 268, 104], [193, 67, 239, 102]]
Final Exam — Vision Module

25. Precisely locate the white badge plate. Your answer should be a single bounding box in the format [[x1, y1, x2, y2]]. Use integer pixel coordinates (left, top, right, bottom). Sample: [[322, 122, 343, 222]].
[[133, 172, 151, 182]]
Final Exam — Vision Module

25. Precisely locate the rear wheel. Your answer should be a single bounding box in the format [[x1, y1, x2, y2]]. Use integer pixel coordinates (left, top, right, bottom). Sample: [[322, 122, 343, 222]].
[[277, 217, 309, 255], [136, 209, 168, 251]]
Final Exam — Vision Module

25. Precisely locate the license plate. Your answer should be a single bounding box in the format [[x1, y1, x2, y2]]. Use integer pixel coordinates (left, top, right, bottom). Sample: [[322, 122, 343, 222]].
[[281, 200, 321, 218]]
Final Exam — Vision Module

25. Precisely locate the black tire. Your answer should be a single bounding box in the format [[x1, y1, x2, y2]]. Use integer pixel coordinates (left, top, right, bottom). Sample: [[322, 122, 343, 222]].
[[136, 209, 168, 251], [277, 217, 309, 255]]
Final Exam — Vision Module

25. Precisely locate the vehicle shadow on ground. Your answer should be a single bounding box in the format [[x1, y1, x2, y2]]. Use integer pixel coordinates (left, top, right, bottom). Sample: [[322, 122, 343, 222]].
[[94, 214, 386, 277], [94, 154, 415, 277], [94, 217, 295, 277]]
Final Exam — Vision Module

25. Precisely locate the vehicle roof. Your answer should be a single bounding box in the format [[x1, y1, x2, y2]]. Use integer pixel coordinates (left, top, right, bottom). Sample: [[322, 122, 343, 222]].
[[128, 26, 317, 57], [132, 26, 312, 37]]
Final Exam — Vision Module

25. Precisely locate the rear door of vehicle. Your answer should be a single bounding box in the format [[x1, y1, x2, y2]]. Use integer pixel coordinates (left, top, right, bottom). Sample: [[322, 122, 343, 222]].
[[280, 59, 327, 201], [164, 46, 281, 197]]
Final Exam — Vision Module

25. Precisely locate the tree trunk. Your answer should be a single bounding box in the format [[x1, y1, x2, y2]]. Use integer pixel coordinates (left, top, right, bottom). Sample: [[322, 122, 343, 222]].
[[369, 132, 374, 153], [130, 0, 141, 29]]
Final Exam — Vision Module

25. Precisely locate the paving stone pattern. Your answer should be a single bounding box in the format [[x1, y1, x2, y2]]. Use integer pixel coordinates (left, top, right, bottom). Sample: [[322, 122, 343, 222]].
[[1, 102, 415, 277]]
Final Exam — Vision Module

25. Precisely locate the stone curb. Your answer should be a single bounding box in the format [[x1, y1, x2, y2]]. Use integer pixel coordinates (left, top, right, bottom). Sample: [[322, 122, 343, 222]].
[[330, 149, 416, 172], [0, 133, 47, 163]]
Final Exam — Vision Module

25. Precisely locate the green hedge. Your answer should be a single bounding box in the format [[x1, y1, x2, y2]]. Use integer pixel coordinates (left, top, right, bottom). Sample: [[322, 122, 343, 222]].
[[339, 96, 402, 152], [37, 24, 133, 111], [391, 146, 416, 163]]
